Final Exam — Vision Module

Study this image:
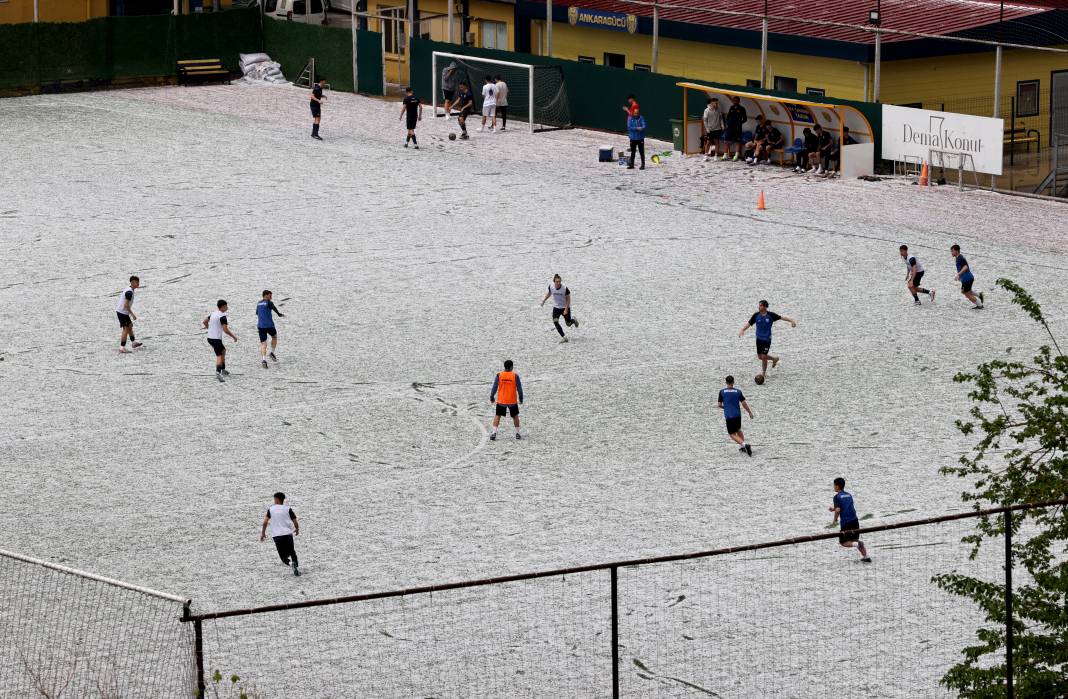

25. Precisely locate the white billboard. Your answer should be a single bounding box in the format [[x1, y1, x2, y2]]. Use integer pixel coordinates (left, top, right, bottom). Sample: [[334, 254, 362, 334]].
[[882, 104, 1004, 176]]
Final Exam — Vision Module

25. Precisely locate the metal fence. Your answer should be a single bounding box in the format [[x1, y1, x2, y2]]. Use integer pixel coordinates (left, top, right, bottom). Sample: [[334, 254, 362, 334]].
[[180, 498, 1067, 697]]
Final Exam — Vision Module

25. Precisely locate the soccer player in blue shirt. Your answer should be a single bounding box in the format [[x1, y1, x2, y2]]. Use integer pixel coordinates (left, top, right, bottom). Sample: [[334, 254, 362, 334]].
[[717, 375, 754, 456], [256, 290, 284, 369], [738, 300, 797, 380], [830, 477, 872, 563], [950, 244, 984, 309]]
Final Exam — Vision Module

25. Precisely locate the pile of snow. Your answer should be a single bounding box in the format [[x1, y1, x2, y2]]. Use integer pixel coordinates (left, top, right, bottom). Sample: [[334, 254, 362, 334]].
[[239, 52, 287, 85]]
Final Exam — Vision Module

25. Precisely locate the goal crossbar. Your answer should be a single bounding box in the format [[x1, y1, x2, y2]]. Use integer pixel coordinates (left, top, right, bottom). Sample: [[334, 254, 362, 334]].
[[432, 51, 535, 134]]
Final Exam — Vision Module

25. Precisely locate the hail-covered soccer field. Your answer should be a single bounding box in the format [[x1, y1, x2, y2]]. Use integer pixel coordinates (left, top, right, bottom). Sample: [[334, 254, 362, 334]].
[[2, 85, 1066, 697]]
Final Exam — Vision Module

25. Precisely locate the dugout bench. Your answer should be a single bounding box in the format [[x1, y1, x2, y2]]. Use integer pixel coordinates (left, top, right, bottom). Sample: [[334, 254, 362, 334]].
[[177, 59, 232, 86]]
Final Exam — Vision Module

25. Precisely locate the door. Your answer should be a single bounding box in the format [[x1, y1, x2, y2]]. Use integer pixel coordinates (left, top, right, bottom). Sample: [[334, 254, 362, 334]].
[[604, 52, 625, 69], [1052, 70, 1068, 140]]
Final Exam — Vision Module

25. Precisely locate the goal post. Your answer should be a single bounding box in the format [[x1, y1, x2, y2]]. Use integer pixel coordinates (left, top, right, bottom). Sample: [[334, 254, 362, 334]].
[[431, 51, 571, 133]]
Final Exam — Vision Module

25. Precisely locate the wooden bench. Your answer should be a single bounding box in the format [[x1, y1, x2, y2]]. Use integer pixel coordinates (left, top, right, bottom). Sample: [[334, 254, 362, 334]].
[[177, 59, 231, 86], [1004, 125, 1040, 153]]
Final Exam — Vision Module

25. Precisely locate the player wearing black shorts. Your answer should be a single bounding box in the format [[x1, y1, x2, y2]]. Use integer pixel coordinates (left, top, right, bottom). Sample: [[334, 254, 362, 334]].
[[899, 245, 934, 305], [951, 244, 984, 309], [717, 376, 754, 455], [400, 86, 422, 149], [203, 299, 238, 382], [830, 478, 872, 562], [489, 359, 523, 440], [454, 82, 474, 140], [739, 300, 797, 380], [310, 78, 325, 141]]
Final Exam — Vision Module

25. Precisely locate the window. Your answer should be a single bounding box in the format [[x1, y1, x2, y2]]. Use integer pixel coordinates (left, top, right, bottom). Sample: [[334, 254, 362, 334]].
[[381, 6, 407, 56], [746, 79, 761, 89], [898, 102, 923, 109], [481, 20, 508, 50], [806, 87, 826, 97], [604, 52, 625, 68], [633, 63, 651, 72], [773, 76, 798, 93], [1016, 80, 1039, 117], [578, 56, 596, 64]]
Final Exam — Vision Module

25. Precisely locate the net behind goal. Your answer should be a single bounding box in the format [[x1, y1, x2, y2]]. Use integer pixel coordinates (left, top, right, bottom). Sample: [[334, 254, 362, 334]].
[[432, 51, 572, 132]]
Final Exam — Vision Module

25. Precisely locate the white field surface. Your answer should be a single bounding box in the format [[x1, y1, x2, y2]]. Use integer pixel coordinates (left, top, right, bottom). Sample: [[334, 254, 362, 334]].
[[1, 84, 1066, 697]]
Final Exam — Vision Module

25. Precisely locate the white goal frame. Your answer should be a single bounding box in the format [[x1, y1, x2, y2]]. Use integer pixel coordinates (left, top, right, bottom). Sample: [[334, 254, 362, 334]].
[[432, 51, 536, 134]]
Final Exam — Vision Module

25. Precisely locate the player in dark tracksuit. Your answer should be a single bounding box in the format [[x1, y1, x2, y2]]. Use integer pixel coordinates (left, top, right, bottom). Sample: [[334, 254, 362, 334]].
[[454, 83, 474, 140], [310, 78, 325, 140], [400, 86, 423, 149], [830, 478, 872, 563]]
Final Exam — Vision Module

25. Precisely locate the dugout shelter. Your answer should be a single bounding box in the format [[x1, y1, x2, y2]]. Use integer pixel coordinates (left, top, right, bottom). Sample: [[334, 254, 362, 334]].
[[676, 82, 876, 176]]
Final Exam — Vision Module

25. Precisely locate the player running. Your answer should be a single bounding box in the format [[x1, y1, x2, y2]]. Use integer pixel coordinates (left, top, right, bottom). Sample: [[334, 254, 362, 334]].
[[899, 245, 935, 305], [540, 274, 579, 343], [454, 82, 474, 140], [738, 300, 797, 380], [203, 299, 237, 382], [260, 491, 301, 577], [115, 275, 142, 353], [718, 375, 754, 456], [479, 75, 497, 132], [489, 359, 523, 441], [400, 86, 422, 149], [256, 290, 284, 369], [830, 478, 872, 563], [310, 78, 326, 141], [950, 244, 984, 309]]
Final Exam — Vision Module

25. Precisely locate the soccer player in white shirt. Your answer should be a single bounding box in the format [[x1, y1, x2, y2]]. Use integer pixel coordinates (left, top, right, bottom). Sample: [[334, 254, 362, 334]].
[[540, 274, 579, 343], [899, 245, 935, 306], [115, 275, 142, 353], [260, 492, 301, 576], [479, 75, 497, 133], [494, 75, 509, 131], [202, 299, 238, 382]]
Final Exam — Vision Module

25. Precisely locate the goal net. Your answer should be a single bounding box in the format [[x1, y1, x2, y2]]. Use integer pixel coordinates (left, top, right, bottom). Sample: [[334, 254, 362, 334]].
[[432, 51, 572, 132], [0, 548, 194, 697]]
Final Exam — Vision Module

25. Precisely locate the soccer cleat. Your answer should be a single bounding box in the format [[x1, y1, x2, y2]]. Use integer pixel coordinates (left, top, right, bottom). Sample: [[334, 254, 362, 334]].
[[269, 352, 277, 362], [216, 373, 225, 383], [460, 133, 469, 140], [490, 432, 497, 441], [732, 154, 740, 162], [500, 127, 506, 131], [221, 369, 230, 376], [745, 444, 753, 456], [414, 145, 420, 150], [515, 433, 522, 440], [312, 134, 323, 141], [119, 347, 129, 353], [739, 446, 747, 452], [914, 299, 922, 306], [477, 126, 484, 132], [262, 359, 269, 369], [639, 165, 645, 170], [403, 142, 408, 148], [979, 291, 985, 304], [292, 562, 301, 576], [559, 336, 569, 343], [861, 557, 872, 563], [930, 289, 937, 302], [132, 341, 143, 348]]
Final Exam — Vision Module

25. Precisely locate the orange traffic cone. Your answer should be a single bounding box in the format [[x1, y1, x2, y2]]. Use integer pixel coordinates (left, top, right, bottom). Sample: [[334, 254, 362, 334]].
[[757, 191, 766, 211], [919, 161, 929, 187]]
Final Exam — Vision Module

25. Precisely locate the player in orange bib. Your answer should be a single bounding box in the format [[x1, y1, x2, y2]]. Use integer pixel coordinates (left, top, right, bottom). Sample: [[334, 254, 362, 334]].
[[489, 359, 524, 440]]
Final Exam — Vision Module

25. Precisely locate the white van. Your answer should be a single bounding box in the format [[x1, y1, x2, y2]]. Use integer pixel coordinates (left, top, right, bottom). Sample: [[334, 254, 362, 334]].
[[266, 0, 326, 18]]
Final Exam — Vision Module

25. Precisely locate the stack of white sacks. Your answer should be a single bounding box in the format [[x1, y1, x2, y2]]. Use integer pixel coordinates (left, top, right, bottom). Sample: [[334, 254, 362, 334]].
[[239, 53, 287, 85]]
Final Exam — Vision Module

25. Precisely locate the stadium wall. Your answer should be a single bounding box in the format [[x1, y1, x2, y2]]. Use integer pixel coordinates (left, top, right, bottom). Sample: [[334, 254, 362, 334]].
[[0, 8, 261, 93], [411, 37, 881, 149], [263, 19, 385, 95]]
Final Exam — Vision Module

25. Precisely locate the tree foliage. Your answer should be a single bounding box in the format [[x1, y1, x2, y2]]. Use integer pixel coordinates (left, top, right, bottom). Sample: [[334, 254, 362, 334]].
[[934, 279, 1068, 697]]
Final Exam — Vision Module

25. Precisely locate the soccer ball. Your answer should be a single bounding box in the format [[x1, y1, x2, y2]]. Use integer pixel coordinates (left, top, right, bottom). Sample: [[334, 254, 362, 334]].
[[448, 133, 457, 141], [754, 374, 765, 385]]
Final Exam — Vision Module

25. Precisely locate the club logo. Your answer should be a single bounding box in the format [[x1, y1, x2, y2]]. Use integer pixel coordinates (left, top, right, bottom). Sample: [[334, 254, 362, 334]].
[[568, 6, 578, 25], [627, 14, 638, 34]]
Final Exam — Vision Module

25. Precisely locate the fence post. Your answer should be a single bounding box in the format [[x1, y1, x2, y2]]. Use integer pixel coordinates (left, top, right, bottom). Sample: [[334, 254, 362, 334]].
[[611, 566, 620, 699], [194, 618, 206, 697], [1004, 508, 1014, 698], [1009, 95, 1016, 166]]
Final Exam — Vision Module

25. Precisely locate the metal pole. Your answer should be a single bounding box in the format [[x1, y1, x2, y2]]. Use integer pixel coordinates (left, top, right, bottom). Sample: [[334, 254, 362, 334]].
[[611, 566, 620, 699], [34, 0, 39, 22], [862, 62, 869, 102], [193, 618, 205, 697], [993, 43, 1003, 189], [546, 0, 553, 57], [408, 0, 414, 39], [381, 27, 387, 95], [173, 0, 179, 16], [873, 29, 881, 102], [447, 0, 454, 43], [528, 64, 534, 133], [352, 5, 359, 93], [760, 19, 768, 88], [1005, 508, 1015, 699], [652, 3, 660, 72]]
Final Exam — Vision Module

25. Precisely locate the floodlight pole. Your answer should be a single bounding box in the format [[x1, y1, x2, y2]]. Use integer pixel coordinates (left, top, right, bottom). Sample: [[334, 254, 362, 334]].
[[351, 4, 358, 93], [33, 0, 39, 22], [447, 0, 454, 43], [873, 29, 881, 102], [546, 0, 553, 57], [652, 3, 660, 72], [760, 0, 768, 88]]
